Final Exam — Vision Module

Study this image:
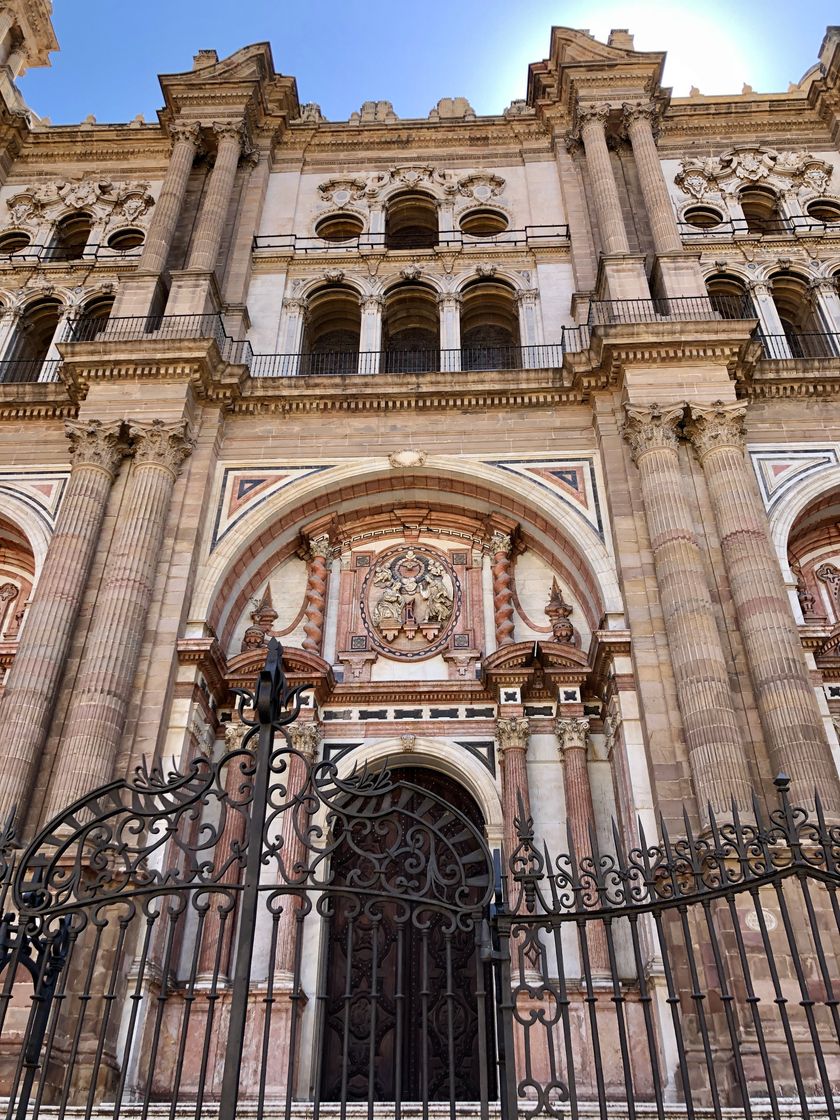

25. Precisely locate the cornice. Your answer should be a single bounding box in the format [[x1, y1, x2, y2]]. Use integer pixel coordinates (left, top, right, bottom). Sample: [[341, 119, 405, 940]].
[[744, 358, 840, 399]]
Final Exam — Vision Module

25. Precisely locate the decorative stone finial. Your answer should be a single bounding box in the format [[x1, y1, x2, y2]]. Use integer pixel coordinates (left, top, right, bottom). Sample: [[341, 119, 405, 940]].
[[545, 578, 577, 645]]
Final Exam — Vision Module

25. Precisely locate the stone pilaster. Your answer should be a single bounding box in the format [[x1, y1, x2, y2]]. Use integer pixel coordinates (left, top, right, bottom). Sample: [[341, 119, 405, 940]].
[[576, 103, 629, 257], [622, 403, 752, 813], [358, 295, 383, 374], [554, 717, 609, 971], [0, 420, 127, 822], [489, 530, 515, 647], [301, 533, 332, 656], [139, 120, 202, 277], [186, 121, 245, 273], [438, 292, 462, 372], [685, 401, 840, 808], [45, 420, 195, 818], [621, 102, 681, 256]]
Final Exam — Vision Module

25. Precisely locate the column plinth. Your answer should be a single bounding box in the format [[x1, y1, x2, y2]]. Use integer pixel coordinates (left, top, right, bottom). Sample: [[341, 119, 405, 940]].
[[0, 420, 127, 822], [622, 403, 752, 813], [685, 401, 840, 808]]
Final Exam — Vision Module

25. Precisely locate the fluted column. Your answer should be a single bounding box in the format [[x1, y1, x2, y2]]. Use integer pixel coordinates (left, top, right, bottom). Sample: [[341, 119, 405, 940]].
[[301, 533, 331, 656], [555, 717, 609, 972], [496, 717, 531, 859], [46, 420, 195, 817], [186, 121, 245, 273], [489, 530, 515, 647], [685, 401, 840, 807], [621, 102, 681, 255], [622, 404, 752, 813], [576, 103, 629, 256], [0, 420, 127, 821], [276, 722, 321, 974], [138, 121, 201, 277]]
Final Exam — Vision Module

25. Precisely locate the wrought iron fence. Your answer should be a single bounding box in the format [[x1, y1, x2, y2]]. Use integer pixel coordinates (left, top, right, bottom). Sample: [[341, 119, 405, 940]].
[[0, 243, 143, 265], [759, 332, 840, 360], [588, 295, 755, 325], [249, 342, 566, 378], [678, 217, 840, 239], [0, 359, 62, 384], [1, 642, 839, 1120], [252, 225, 570, 254]]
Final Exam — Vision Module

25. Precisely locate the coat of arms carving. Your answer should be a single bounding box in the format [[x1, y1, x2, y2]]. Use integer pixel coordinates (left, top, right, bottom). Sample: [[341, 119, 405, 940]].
[[361, 545, 459, 659]]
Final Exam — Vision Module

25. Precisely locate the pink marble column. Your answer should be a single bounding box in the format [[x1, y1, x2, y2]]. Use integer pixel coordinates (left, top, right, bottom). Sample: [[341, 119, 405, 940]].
[[622, 403, 752, 813], [45, 420, 194, 818], [301, 533, 331, 656], [138, 121, 202, 277], [622, 101, 682, 256], [186, 121, 244, 273], [496, 716, 531, 860], [686, 401, 840, 808], [577, 102, 630, 257], [489, 530, 515, 648], [0, 420, 127, 822], [555, 716, 609, 972]]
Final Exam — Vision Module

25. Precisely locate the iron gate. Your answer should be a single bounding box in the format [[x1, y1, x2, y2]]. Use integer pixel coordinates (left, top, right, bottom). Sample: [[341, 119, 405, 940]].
[[1, 640, 839, 1120]]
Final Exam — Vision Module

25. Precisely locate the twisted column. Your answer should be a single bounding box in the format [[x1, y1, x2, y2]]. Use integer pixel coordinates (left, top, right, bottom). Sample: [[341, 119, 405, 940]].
[[496, 717, 531, 861], [138, 120, 202, 276], [187, 121, 244, 273], [685, 401, 840, 808], [555, 717, 609, 972], [46, 420, 195, 817], [576, 103, 629, 256], [301, 533, 331, 656], [0, 420, 127, 822], [622, 102, 681, 255], [489, 530, 515, 647], [622, 404, 752, 813]]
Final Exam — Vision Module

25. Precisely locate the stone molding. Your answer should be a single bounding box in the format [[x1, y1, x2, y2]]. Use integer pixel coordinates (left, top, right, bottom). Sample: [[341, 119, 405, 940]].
[[496, 716, 530, 753], [129, 419, 195, 476], [65, 418, 127, 477], [554, 716, 590, 754], [684, 400, 747, 461], [622, 402, 684, 462]]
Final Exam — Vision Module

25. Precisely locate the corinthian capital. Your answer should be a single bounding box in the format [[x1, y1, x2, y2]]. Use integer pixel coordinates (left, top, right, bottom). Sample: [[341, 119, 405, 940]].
[[554, 716, 590, 755], [168, 119, 202, 146], [287, 722, 321, 762], [622, 100, 659, 130], [496, 716, 530, 753], [65, 419, 127, 477], [129, 419, 195, 476], [488, 530, 512, 556], [684, 400, 747, 461], [306, 532, 332, 561], [577, 102, 611, 130], [212, 120, 246, 147], [622, 402, 685, 463]]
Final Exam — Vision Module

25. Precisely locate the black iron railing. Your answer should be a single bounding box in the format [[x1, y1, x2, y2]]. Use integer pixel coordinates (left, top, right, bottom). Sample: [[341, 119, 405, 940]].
[[588, 293, 755, 324], [0, 243, 143, 264], [679, 216, 840, 238], [0, 358, 62, 384], [759, 331, 840, 359], [250, 341, 566, 377], [253, 224, 570, 254], [67, 312, 226, 344]]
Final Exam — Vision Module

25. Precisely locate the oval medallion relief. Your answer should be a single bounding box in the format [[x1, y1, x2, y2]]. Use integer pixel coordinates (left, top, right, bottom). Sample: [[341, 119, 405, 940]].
[[360, 545, 461, 660]]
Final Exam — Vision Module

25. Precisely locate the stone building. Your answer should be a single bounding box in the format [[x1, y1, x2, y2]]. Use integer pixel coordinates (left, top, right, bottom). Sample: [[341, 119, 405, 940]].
[[2, 2, 840, 1114]]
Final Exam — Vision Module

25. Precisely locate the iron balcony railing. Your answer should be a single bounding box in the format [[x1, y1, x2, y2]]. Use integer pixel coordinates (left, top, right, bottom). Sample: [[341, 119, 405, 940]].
[[0, 242, 143, 264], [588, 293, 754, 324], [66, 312, 253, 364], [249, 341, 566, 377], [0, 358, 62, 384], [678, 216, 840, 239], [253, 225, 570, 254], [759, 331, 840, 360]]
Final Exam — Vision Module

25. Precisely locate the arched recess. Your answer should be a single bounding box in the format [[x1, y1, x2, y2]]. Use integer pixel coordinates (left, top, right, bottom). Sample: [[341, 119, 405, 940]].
[[4, 296, 64, 379], [0, 512, 35, 640], [0, 490, 51, 576], [381, 281, 439, 372], [301, 284, 361, 375], [786, 485, 840, 623], [768, 272, 825, 356], [459, 278, 520, 370], [384, 191, 438, 249], [705, 273, 753, 319], [191, 460, 620, 650]]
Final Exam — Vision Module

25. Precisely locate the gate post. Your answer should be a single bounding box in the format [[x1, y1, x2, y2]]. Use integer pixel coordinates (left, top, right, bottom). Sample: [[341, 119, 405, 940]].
[[217, 639, 309, 1120]]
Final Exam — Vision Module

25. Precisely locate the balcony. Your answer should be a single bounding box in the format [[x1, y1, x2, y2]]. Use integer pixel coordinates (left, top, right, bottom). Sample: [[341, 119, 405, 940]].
[[678, 216, 840, 242], [588, 294, 753, 324], [0, 243, 143, 266], [252, 225, 570, 255], [249, 341, 566, 377], [759, 332, 840, 360], [0, 358, 62, 383]]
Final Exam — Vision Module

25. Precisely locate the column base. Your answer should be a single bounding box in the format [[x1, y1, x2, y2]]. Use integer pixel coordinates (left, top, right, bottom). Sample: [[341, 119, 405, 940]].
[[595, 253, 651, 301], [651, 251, 707, 300], [110, 271, 169, 319], [165, 268, 222, 317]]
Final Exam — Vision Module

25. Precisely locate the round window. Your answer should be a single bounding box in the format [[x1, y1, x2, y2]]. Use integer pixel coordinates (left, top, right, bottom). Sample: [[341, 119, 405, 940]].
[[315, 213, 364, 242], [459, 209, 509, 236], [682, 205, 724, 229], [107, 228, 145, 251], [0, 231, 31, 254], [806, 199, 840, 224]]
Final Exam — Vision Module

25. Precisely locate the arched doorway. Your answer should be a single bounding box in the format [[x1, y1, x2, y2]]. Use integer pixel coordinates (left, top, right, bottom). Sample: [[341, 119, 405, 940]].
[[319, 765, 495, 1103]]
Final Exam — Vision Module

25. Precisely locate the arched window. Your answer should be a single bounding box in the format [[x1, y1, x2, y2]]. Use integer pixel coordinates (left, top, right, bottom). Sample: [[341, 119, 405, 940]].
[[107, 227, 145, 252], [460, 279, 520, 370], [80, 294, 115, 341], [705, 275, 752, 319], [385, 193, 438, 250], [769, 273, 826, 357], [0, 513, 34, 641], [4, 298, 62, 381], [50, 211, 93, 260], [738, 187, 782, 234], [382, 282, 439, 372], [301, 286, 361, 375]]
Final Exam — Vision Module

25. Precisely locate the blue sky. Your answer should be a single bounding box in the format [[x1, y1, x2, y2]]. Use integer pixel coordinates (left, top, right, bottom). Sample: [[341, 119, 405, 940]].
[[19, 0, 839, 125]]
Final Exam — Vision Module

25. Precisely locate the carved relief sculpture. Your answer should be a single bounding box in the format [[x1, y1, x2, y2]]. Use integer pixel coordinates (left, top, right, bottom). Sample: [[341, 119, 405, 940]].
[[362, 545, 458, 658]]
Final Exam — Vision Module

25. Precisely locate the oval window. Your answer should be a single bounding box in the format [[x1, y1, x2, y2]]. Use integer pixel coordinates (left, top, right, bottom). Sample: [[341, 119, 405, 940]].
[[315, 213, 364, 242], [459, 209, 509, 236]]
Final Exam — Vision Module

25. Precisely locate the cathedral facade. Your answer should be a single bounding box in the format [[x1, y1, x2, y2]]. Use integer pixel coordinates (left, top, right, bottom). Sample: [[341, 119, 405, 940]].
[[1, 3, 840, 1115]]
